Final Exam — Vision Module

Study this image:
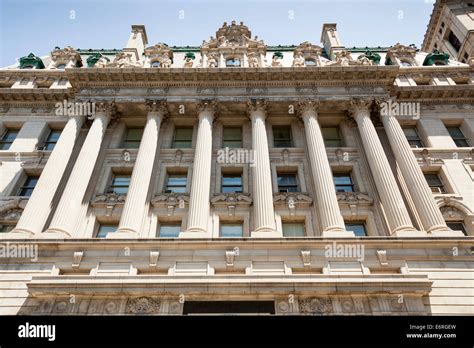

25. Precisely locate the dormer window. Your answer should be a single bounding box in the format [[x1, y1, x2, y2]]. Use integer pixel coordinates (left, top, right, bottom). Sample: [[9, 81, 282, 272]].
[[305, 58, 317, 66], [56, 64, 66, 69], [226, 57, 241, 67], [151, 61, 161, 68], [400, 61, 412, 67]]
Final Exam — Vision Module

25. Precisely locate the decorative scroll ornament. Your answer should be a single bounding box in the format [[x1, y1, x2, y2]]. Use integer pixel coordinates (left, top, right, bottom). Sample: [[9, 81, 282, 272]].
[[107, 52, 142, 68], [144, 43, 173, 68], [247, 98, 267, 115], [197, 99, 218, 115], [48, 46, 83, 69], [297, 99, 320, 118], [125, 297, 161, 314]]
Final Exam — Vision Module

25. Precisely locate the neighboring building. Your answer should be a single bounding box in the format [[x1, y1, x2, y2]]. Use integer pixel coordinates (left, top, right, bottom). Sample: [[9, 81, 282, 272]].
[[423, 0, 474, 64], [0, 21, 473, 315]]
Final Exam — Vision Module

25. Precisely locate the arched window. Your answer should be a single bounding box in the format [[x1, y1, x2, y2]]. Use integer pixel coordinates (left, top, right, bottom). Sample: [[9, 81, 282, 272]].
[[305, 58, 317, 66], [56, 64, 66, 69], [400, 61, 412, 67], [151, 61, 161, 68], [226, 58, 241, 67]]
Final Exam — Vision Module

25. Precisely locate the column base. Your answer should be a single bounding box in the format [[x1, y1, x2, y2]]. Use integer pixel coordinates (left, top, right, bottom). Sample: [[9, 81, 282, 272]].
[[429, 230, 466, 237], [321, 230, 355, 238], [39, 230, 71, 239], [0, 231, 33, 240], [392, 230, 428, 237], [251, 230, 282, 238], [179, 230, 211, 238]]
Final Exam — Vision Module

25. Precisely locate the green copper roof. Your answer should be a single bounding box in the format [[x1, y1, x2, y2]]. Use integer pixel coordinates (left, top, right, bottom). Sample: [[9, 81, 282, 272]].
[[19, 53, 45, 69]]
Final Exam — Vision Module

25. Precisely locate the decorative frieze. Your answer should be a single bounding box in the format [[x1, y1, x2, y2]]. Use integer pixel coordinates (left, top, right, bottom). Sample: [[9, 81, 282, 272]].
[[151, 193, 190, 216], [211, 193, 252, 216]]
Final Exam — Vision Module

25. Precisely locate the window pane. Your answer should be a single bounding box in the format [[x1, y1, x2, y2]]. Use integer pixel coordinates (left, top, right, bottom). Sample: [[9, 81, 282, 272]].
[[402, 128, 418, 137], [0, 130, 18, 150], [447, 127, 464, 138], [173, 128, 193, 148], [282, 223, 305, 237], [223, 127, 242, 148], [446, 222, 467, 236], [97, 224, 117, 238], [322, 127, 343, 147], [424, 174, 442, 186], [333, 175, 352, 185], [346, 223, 367, 236], [123, 128, 143, 148], [159, 224, 181, 238], [19, 176, 39, 196], [277, 174, 297, 185], [0, 225, 15, 233], [110, 175, 130, 194], [220, 224, 243, 237], [166, 175, 187, 193], [273, 126, 293, 147]]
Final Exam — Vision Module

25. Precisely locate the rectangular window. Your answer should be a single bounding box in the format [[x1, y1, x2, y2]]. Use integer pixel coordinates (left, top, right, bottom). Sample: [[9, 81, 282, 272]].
[[43, 129, 61, 151], [0, 129, 18, 150], [222, 127, 242, 148], [402, 127, 423, 148], [282, 222, 305, 237], [0, 224, 15, 233], [122, 128, 143, 149], [446, 126, 470, 147], [96, 224, 117, 238], [273, 126, 293, 148], [448, 30, 462, 52], [424, 173, 446, 193], [221, 174, 243, 193], [333, 173, 355, 193], [220, 223, 243, 237], [346, 222, 367, 236], [165, 174, 187, 193], [18, 176, 39, 197], [277, 173, 299, 193], [446, 222, 467, 236], [172, 127, 193, 148], [109, 174, 131, 195], [158, 223, 181, 238], [322, 127, 343, 147]]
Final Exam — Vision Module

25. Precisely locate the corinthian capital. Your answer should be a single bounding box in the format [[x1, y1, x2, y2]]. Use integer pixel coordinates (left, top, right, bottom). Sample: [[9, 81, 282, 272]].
[[348, 97, 373, 117], [197, 99, 218, 115], [247, 98, 267, 114], [146, 99, 168, 115], [297, 99, 320, 118], [94, 100, 116, 115]]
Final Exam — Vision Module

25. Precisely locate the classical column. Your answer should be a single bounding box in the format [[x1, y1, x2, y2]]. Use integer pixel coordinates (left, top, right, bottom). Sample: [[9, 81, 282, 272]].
[[380, 103, 453, 235], [180, 100, 216, 238], [248, 99, 279, 237], [349, 99, 417, 236], [45, 102, 115, 238], [113, 100, 167, 238], [298, 100, 351, 237], [12, 115, 85, 236]]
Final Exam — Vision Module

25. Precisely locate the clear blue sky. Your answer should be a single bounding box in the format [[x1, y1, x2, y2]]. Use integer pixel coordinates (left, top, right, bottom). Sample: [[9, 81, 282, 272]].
[[0, 0, 435, 67]]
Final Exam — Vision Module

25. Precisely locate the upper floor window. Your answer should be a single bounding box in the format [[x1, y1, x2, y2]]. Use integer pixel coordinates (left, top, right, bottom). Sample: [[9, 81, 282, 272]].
[[122, 128, 143, 149], [96, 224, 117, 238], [222, 127, 242, 148], [273, 126, 293, 148], [220, 222, 243, 237], [18, 176, 39, 197], [446, 222, 467, 236], [222, 173, 243, 193], [172, 127, 193, 148], [43, 129, 61, 151], [402, 127, 423, 148], [424, 173, 446, 194], [277, 173, 299, 193], [346, 222, 367, 236], [56, 64, 66, 70], [0, 224, 15, 233], [108, 174, 131, 195], [447, 30, 462, 52], [282, 222, 305, 237], [446, 126, 470, 147], [322, 127, 343, 147], [158, 222, 181, 238], [333, 173, 355, 193], [165, 174, 187, 193], [305, 58, 317, 66], [151, 61, 161, 68], [400, 61, 413, 67], [226, 58, 241, 67], [0, 129, 18, 150]]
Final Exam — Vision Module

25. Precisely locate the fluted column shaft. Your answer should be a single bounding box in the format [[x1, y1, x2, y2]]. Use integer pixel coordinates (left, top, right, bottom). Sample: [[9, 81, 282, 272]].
[[46, 111, 111, 237], [382, 114, 448, 233], [249, 106, 278, 236], [117, 107, 164, 236], [13, 116, 85, 235], [353, 105, 415, 234], [301, 107, 346, 234], [183, 109, 214, 236]]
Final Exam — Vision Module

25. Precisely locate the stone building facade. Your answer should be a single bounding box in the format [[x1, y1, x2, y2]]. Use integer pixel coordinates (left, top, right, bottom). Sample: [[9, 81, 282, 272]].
[[0, 21, 473, 315], [423, 0, 474, 64]]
